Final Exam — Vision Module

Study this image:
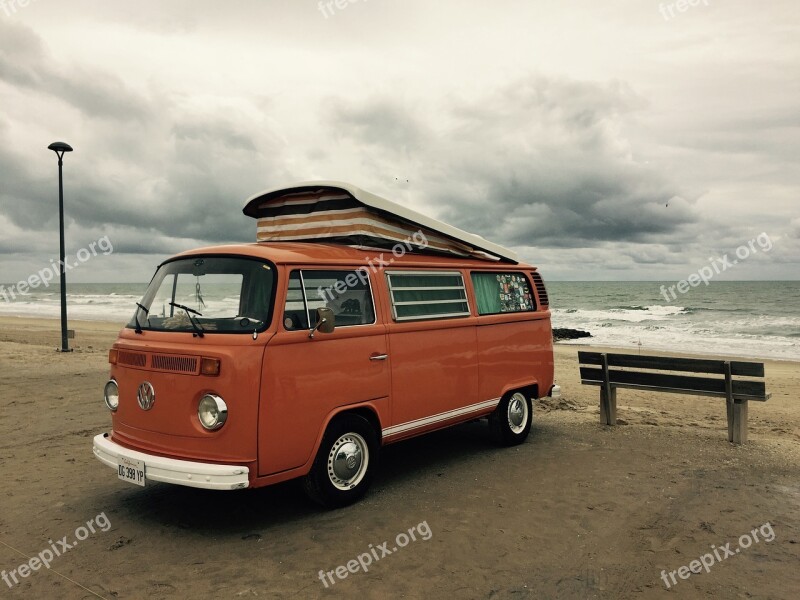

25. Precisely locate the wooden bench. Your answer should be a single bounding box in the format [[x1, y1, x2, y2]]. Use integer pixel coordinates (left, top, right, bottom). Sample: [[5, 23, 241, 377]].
[[578, 352, 770, 444]]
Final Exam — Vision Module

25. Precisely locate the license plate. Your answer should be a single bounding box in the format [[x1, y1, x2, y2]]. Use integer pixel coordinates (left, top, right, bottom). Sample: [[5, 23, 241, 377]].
[[118, 457, 145, 487]]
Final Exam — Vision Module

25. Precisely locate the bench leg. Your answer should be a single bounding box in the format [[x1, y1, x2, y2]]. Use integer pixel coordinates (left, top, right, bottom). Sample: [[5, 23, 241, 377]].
[[726, 399, 734, 441], [728, 399, 749, 444], [600, 387, 617, 426]]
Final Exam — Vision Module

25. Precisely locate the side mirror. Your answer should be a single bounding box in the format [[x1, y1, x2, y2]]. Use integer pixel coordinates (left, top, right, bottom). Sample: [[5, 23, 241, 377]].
[[309, 307, 335, 339]]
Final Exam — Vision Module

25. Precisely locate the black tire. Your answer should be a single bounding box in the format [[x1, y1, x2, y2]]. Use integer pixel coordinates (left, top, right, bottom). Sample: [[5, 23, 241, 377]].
[[489, 391, 533, 446], [303, 414, 379, 509]]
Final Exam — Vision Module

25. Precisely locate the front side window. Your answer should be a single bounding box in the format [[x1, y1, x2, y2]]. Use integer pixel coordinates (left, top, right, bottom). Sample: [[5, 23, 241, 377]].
[[129, 257, 275, 333], [283, 270, 376, 330], [470, 272, 535, 315], [386, 271, 470, 321]]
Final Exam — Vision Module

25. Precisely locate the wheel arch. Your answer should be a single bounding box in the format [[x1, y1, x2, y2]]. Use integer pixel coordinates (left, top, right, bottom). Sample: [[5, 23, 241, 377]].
[[301, 403, 383, 475], [500, 380, 539, 402]]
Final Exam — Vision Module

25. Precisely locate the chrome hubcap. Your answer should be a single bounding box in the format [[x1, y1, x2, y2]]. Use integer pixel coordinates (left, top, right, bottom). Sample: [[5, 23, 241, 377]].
[[507, 393, 529, 434], [327, 433, 368, 491]]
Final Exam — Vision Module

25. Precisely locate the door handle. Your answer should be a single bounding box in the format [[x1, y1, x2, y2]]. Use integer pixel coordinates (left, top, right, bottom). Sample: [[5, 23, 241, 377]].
[[369, 354, 389, 361]]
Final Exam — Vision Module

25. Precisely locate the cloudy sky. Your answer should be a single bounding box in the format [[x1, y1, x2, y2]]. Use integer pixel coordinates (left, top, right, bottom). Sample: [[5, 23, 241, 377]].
[[1, 0, 798, 282]]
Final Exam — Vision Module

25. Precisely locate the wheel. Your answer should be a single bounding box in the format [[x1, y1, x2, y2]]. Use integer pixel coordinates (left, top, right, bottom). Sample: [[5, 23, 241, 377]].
[[303, 414, 379, 508], [489, 391, 533, 446]]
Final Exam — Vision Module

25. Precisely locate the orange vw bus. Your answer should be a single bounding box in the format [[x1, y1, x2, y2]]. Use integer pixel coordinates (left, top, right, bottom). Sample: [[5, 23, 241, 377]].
[[93, 182, 557, 507]]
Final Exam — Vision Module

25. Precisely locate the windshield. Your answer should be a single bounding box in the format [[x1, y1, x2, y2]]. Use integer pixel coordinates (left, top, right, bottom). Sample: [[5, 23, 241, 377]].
[[129, 256, 275, 334]]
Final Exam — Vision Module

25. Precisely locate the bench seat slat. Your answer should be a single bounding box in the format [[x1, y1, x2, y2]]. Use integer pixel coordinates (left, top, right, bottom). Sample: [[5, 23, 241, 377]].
[[577, 351, 764, 377], [580, 380, 770, 401], [579, 367, 770, 400]]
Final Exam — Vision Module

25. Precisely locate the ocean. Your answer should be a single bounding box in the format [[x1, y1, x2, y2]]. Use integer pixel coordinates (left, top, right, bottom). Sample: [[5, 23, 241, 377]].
[[1, 281, 798, 361], [548, 281, 800, 361]]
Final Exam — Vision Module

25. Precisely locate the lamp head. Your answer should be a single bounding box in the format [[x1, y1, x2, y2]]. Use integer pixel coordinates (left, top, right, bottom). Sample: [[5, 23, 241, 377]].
[[48, 142, 74, 157]]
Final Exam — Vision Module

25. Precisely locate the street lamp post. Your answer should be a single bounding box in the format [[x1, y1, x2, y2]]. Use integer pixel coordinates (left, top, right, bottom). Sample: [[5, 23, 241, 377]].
[[47, 141, 74, 353]]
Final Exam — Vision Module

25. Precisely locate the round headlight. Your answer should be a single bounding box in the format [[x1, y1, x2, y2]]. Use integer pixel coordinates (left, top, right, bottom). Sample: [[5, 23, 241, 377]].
[[104, 379, 119, 411], [198, 394, 227, 430]]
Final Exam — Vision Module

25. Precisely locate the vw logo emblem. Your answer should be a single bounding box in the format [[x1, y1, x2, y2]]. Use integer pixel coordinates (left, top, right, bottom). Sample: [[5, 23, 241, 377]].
[[137, 382, 156, 411]]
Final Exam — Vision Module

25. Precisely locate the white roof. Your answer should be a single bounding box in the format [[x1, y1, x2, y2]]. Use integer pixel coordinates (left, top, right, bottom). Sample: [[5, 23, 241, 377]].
[[242, 181, 519, 263]]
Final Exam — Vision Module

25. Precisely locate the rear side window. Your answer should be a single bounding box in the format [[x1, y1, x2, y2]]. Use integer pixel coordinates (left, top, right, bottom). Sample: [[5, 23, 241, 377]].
[[386, 271, 470, 321], [284, 270, 375, 330], [470, 272, 536, 315]]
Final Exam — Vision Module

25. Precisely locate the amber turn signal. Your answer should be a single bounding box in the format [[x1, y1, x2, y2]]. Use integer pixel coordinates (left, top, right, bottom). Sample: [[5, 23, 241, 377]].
[[200, 357, 221, 376], [108, 349, 118, 365]]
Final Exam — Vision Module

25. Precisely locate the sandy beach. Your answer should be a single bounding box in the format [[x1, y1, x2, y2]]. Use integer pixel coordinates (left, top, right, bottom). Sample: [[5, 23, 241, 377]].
[[0, 316, 798, 599]]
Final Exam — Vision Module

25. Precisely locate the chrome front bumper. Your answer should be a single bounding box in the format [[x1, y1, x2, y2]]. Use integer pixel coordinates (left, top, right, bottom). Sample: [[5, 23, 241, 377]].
[[92, 433, 249, 491]]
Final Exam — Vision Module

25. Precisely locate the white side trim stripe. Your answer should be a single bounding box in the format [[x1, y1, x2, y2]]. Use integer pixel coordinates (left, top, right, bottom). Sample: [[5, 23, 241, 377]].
[[382, 398, 500, 438]]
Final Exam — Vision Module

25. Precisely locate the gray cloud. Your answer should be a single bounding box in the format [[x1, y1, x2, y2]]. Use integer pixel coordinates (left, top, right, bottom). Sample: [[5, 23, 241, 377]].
[[0, 20, 154, 122], [327, 97, 429, 152], [328, 77, 700, 250], [0, 21, 288, 269], [0, 0, 797, 282]]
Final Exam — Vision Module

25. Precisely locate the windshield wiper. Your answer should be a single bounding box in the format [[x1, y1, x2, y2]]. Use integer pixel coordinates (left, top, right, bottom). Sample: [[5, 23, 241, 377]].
[[169, 302, 205, 338], [134, 302, 149, 334]]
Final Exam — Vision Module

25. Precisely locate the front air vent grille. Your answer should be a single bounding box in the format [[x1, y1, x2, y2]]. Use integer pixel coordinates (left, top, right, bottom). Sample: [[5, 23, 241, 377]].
[[118, 351, 146, 368], [531, 272, 549, 307], [116, 351, 200, 374], [151, 354, 199, 374]]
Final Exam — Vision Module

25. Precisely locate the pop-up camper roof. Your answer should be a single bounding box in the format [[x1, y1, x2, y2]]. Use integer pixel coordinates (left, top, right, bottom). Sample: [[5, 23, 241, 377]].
[[242, 181, 518, 263]]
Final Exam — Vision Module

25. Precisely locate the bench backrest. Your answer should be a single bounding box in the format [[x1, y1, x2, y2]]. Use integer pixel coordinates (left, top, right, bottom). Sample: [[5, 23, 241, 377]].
[[578, 352, 769, 401]]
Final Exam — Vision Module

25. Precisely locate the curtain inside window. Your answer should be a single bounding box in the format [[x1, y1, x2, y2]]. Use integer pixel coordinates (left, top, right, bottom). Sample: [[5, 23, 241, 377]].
[[471, 272, 534, 315], [471, 273, 503, 315]]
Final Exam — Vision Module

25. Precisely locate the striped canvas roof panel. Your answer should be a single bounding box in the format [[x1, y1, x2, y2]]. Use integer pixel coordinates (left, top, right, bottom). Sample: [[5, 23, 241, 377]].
[[242, 182, 518, 263]]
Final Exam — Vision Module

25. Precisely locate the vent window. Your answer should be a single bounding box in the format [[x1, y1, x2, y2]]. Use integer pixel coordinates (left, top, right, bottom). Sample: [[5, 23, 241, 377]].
[[386, 271, 470, 321]]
